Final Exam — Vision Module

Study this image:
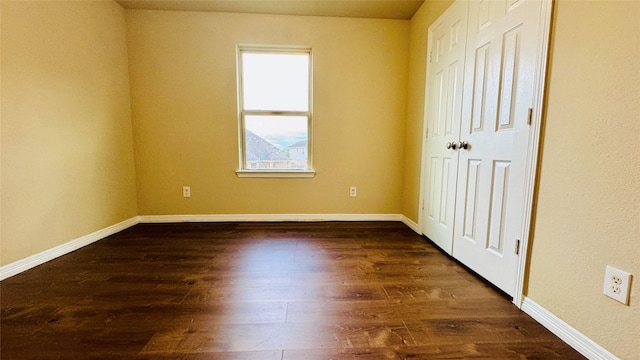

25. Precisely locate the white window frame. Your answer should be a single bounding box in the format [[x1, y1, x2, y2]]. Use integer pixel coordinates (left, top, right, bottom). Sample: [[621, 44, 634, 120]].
[[236, 45, 314, 178]]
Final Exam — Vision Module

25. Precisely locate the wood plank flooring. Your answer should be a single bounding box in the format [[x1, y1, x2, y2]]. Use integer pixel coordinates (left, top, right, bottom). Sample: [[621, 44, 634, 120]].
[[1, 222, 585, 359]]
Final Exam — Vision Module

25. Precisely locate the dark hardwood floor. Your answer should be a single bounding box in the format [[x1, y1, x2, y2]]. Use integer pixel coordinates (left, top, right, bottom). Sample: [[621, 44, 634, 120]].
[[1, 222, 585, 359]]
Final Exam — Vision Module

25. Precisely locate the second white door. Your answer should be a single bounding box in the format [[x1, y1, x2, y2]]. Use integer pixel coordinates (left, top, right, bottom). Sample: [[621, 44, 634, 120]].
[[421, 0, 468, 254]]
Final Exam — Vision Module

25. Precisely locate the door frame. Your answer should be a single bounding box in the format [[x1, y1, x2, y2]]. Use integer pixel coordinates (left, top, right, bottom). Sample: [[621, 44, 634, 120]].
[[418, 0, 554, 308]]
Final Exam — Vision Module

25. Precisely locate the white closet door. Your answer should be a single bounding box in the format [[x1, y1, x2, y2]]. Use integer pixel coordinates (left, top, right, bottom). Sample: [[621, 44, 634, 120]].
[[421, 0, 469, 254], [452, 0, 546, 296]]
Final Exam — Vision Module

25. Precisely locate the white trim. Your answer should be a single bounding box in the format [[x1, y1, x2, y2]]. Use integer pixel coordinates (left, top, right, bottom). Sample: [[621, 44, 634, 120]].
[[236, 170, 316, 178], [237, 45, 314, 173], [0, 216, 140, 281], [512, 0, 553, 308], [401, 215, 420, 234], [139, 213, 403, 223], [521, 297, 620, 360]]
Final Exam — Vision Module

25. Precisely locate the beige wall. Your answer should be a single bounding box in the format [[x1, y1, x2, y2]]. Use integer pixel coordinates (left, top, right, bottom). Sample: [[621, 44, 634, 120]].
[[0, 1, 138, 265], [125, 10, 409, 216], [402, 0, 453, 223], [526, 1, 640, 358]]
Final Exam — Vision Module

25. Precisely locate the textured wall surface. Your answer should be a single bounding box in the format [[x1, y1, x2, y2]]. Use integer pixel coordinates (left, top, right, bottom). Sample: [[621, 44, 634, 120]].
[[1, 1, 138, 265], [126, 10, 409, 216], [526, 1, 640, 358]]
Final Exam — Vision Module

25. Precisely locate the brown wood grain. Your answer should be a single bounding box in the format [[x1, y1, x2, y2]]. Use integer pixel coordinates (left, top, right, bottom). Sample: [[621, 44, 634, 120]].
[[1, 222, 585, 359]]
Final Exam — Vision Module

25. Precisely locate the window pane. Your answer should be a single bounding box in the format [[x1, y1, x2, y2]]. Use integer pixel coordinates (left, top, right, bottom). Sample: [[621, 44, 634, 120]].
[[242, 52, 309, 111], [245, 115, 308, 170]]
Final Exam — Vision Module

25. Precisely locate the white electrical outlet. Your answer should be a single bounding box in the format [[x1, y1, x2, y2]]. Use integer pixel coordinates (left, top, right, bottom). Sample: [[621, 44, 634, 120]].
[[349, 186, 357, 197], [603, 265, 632, 305], [182, 186, 191, 198]]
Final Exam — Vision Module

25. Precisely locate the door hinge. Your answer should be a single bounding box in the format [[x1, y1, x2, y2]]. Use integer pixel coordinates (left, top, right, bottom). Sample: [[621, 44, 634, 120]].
[[429, 52, 432, 63], [515, 239, 521, 255], [527, 108, 533, 125], [425, 128, 429, 139]]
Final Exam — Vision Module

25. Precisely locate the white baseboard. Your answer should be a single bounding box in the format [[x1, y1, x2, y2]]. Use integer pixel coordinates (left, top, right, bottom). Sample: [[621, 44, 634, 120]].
[[401, 215, 420, 234], [1, 214, 412, 281], [0, 216, 140, 281], [521, 297, 619, 360], [139, 213, 404, 223]]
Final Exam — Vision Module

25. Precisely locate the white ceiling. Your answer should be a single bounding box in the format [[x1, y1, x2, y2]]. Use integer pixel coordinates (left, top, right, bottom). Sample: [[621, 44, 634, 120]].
[[115, 0, 425, 20]]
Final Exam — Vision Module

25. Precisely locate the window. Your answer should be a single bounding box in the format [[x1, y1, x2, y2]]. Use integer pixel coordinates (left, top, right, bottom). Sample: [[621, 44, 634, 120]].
[[237, 46, 313, 177]]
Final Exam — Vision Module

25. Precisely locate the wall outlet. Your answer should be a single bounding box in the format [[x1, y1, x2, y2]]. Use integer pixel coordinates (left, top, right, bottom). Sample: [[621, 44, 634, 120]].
[[182, 186, 191, 198], [603, 265, 632, 305], [349, 186, 357, 198]]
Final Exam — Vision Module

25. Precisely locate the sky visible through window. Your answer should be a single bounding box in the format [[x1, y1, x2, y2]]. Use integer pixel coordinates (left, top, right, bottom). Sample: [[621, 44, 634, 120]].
[[242, 52, 309, 112]]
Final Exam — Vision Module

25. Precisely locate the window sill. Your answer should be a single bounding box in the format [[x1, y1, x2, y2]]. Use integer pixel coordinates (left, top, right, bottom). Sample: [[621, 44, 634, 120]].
[[236, 170, 316, 178]]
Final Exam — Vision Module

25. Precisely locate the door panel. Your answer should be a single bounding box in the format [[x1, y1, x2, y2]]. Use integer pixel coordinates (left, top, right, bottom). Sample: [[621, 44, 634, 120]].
[[421, 1, 469, 254], [452, 0, 544, 296], [461, 158, 481, 242], [487, 160, 511, 255], [470, 44, 490, 133], [497, 26, 522, 130]]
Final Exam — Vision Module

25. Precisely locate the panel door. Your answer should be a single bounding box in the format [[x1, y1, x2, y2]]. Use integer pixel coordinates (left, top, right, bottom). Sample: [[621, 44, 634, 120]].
[[421, 1, 469, 254], [452, 0, 545, 296]]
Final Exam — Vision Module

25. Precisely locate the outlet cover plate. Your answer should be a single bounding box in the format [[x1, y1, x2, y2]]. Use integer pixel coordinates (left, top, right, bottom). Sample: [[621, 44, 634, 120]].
[[603, 265, 632, 305]]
